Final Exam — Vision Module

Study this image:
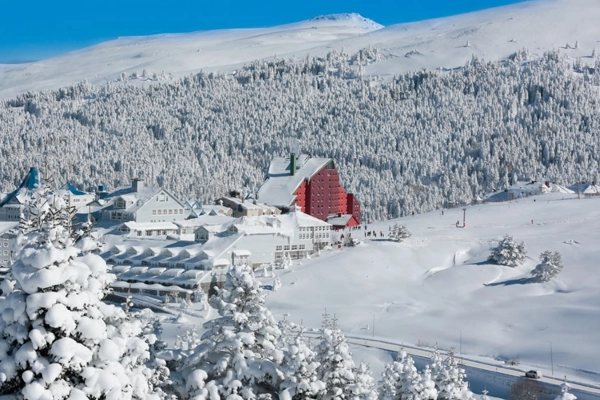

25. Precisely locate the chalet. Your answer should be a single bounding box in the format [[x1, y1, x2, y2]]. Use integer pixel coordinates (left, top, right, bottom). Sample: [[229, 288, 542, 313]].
[[257, 154, 360, 227], [61, 183, 96, 210], [101, 178, 187, 223], [0, 167, 39, 222]]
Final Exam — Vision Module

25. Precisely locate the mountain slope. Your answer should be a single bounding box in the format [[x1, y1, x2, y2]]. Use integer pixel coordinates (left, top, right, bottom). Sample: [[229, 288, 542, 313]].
[[2, 0, 600, 98], [0, 14, 381, 98]]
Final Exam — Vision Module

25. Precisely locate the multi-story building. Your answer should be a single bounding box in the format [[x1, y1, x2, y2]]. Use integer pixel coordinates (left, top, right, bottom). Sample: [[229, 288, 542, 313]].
[[101, 179, 187, 224], [257, 154, 360, 227]]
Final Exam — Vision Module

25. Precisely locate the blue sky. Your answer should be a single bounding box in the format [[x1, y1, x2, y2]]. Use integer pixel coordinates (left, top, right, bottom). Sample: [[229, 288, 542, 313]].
[[0, 0, 526, 63]]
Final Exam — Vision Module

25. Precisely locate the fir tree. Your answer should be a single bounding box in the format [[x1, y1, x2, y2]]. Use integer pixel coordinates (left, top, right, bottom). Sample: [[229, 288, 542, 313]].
[[488, 235, 527, 267], [183, 264, 283, 399], [531, 251, 563, 282], [0, 183, 159, 399]]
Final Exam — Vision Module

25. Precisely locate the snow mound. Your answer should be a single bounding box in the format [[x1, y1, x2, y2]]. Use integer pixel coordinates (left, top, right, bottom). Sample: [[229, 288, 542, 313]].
[[310, 13, 383, 30]]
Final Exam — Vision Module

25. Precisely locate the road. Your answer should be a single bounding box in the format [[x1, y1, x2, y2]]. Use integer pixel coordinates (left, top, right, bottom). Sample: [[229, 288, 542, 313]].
[[302, 331, 600, 399]]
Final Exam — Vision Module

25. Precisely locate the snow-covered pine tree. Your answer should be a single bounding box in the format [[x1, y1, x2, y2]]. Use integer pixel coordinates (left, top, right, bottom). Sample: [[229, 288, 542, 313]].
[[183, 264, 284, 399], [380, 350, 429, 400], [430, 349, 473, 400], [379, 351, 408, 400], [531, 251, 563, 282], [389, 224, 411, 243], [175, 326, 201, 356], [488, 235, 527, 267], [350, 363, 378, 400], [415, 365, 438, 400], [315, 315, 375, 399], [279, 333, 324, 400], [0, 184, 159, 400], [273, 276, 282, 292], [554, 381, 577, 400]]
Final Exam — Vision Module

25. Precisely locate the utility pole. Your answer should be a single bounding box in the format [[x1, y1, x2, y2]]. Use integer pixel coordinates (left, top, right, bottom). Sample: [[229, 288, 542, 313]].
[[369, 312, 375, 338], [542, 340, 554, 376], [462, 208, 467, 228]]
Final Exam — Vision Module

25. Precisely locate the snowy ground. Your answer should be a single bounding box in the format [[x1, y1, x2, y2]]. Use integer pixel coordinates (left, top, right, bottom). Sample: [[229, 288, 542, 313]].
[[261, 193, 600, 388], [2, 0, 600, 98]]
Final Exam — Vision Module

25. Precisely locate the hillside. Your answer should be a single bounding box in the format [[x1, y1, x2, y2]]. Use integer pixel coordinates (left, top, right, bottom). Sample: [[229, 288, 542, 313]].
[[264, 192, 600, 387], [2, 0, 600, 98]]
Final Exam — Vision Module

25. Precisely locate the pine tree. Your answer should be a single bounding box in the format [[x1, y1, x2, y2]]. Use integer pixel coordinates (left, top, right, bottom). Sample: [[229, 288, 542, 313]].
[[554, 381, 577, 400], [488, 235, 527, 267], [279, 333, 324, 400], [430, 349, 473, 400], [183, 264, 283, 399], [315, 315, 365, 399], [0, 184, 159, 399], [350, 363, 378, 400], [389, 224, 411, 243], [531, 251, 563, 282]]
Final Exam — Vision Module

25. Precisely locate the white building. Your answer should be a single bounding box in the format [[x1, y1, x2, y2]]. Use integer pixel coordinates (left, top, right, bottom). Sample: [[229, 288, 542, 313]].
[[101, 179, 187, 223], [61, 183, 96, 210]]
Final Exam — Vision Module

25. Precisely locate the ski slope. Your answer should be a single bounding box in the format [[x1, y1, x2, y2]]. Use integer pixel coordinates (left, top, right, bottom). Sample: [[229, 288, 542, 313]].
[[2, 0, 600, 98], [263, 193, 600, 388]]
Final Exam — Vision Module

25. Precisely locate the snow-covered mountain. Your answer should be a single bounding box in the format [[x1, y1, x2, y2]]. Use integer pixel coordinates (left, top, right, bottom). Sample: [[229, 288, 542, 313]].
[[2, 0, 600, 98]]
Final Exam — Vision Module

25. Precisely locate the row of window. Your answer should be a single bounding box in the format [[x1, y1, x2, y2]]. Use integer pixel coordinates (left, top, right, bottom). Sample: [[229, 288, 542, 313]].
[[275, 244, 307, 251], [152, 209, 183, 215], [298, 226, 329, 232], [110, 212, 131, 221]]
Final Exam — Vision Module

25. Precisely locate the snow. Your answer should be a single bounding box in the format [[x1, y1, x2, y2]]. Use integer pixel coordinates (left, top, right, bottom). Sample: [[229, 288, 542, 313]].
[[2, 0, 600, 98], [264, 193, 600, 385]]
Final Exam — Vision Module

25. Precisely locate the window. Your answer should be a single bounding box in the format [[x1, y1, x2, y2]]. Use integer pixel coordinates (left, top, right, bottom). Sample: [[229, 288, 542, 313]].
[[299, 244, 306, 250], [137, 232, 142, 237], [291, 245, 298, 250], [3, 243, 7, 247], [276, 245, 283, 251], [179, 209, 183, 214], [146, 231, 152, 236], [169, 209, 173, 214], [284, 245, 290, 250], [152, 210, 156, 215], [158, 210, 162, 215]]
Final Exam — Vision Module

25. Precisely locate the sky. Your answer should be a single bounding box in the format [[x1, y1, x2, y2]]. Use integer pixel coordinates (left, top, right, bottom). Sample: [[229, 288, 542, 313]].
[[0, 0, 527, 64]]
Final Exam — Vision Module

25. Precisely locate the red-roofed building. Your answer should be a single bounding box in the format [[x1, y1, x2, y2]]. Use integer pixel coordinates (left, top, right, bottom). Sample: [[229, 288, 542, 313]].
[[257, 154, 360, 227]]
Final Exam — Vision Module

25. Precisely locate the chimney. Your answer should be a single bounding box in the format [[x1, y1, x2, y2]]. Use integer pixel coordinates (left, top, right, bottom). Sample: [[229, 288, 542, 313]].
[[290, 153, 296, 176], [132, 178, 144, 192]]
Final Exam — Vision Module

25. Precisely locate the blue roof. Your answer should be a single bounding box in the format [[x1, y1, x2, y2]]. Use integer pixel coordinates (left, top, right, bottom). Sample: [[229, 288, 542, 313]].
[[0, 167, 39, 207], [67, 182, 87, 196]]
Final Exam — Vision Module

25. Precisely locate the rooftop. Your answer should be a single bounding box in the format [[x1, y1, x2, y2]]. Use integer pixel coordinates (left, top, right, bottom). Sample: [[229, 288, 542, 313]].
[[257, 154, 331, 207]]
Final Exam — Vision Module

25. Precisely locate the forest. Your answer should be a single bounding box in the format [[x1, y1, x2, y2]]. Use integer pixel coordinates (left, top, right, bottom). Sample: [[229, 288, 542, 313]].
[[1, 48, 599, 221]]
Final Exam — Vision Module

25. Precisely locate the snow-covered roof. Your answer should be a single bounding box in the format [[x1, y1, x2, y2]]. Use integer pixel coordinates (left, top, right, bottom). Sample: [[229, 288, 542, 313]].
[[326, 214, 353, 226], [174, 215, 234, 228], [257, 154, 332, 207], [583, 184, 600, 194], [123, 222, 179, 231], [201, 204, 232, 214], [233, 249, 252, 257], [0, 222, 18, 236], [0, 167, 39, 207]]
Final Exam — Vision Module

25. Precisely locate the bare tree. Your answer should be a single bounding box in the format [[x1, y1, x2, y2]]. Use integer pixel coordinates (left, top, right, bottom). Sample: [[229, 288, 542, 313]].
[[509, 378, 545, 400]]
